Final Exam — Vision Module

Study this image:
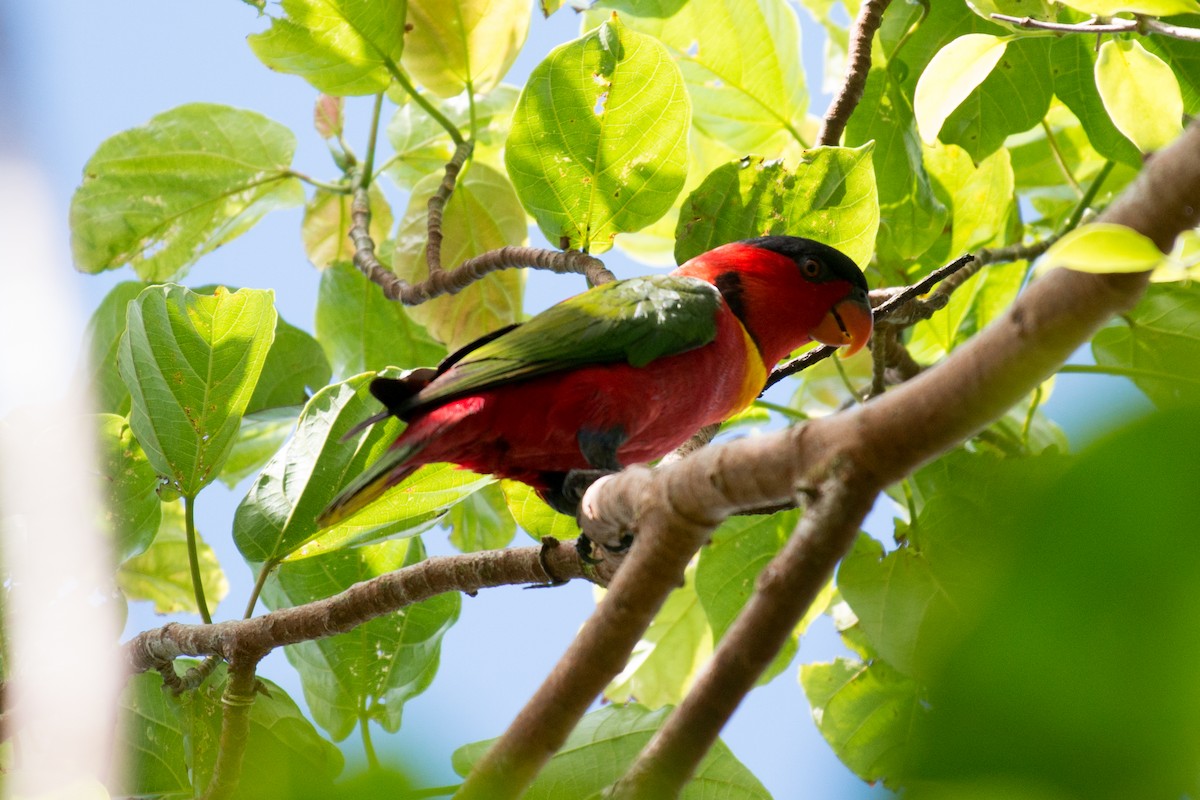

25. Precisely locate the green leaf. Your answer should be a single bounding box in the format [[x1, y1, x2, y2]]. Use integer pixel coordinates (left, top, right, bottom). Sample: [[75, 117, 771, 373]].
[[301, 184, 392, 269], [1052, 36, 1142, 168], [263, 537, 460, 740], [586, 0, 808, 155], [115, 672, 191, 797], [119, 285, 276, 497], [505, 15, 690, 253], [182, 664, 344, 799], [96, 414, 161, 562], [675, 145, 879, 266], [915, 34, 1010, 145], [402, 0, 530, 98], [315, 262, 446, 379], [248, 316, 332, 414], [217, 406, 300, 489], [1145, 32, 1200, 115], [117, 500, 229, 614], [695, 510, 809, 685], [247, 0, 407, 95], [453, 704, 771, 799], [392, 163, 525, 351], [939, 36, 1055, 161], [846, 69, 948, 264], [501, 480, 581, 541], [385, 85, 519, 190], [837, 534, 952, 677], [1036, 222, 1164, 276], [800, 656, 922, 786], [965, 0, 1053, 22], [82, 282, 144, 415], [1095, 39, 1184, 153], [70, 103, 303, 281], [443, 483, 516, 552], [605, 567, 712, 708], [1092, 282, 1200, 407], [1061, 0, 1200, 12], [233, 374, 490, 563]]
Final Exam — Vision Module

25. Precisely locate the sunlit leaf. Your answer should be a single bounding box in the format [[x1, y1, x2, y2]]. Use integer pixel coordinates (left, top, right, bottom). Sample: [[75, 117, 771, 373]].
[[402, 0, 529, 98], [392, 163, 525, 350], [1145, 33, 1200, 115], [117, 500, 229, 614], [1052, 36, 1141, 168], [315, 262, 446, 379], [1095, 39, 1184, 153], [453, 704, 771, 799], [605, 566, 712, 708], [96, 413, 161, 561], [1092, 282, 1200, 407], [443, 483, 516, 552], [501, 480, 581, 540], [675, 144, 879, 266], [1061, 0, 1200, 13], [301, 184, 392, 269], [915, 34, 1009, 145], [1036, 222, 1164, 276], [70, 104, 303, 281], [118, 285, 276, 496], [505, 15, 690, 253], [233, 374, 488, 564], [263, 537, 460, 740], [248, 0, 407, 95]]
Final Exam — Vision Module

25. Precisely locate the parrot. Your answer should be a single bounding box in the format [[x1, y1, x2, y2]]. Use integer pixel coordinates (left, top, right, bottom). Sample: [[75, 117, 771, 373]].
[[317, 236, 872, 551]]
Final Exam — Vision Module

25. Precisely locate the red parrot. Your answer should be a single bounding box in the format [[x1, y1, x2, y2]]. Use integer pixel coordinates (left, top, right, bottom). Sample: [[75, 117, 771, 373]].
[[318, 236, 871, 541]]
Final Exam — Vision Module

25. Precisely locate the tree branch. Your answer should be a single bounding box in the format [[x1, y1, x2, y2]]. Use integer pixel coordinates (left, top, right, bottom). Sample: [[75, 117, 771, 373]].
[[459, 122, 1200, 798], [201, 656, 262, 800], [817, 0, 894, 146], [991, 12, 1200, 41], [126, 540, 591, 674], [426, 140, 475, 273]]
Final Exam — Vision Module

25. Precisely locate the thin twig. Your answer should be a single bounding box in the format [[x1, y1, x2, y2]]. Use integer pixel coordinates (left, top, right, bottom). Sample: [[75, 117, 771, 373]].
[[817, 0, 894, 146], [426, 140, 475, 273], [1062, 160, 1116, 234], [991, 12, 1200, 41], [183, 494, 212, 625], [127, 541, 591, 673]]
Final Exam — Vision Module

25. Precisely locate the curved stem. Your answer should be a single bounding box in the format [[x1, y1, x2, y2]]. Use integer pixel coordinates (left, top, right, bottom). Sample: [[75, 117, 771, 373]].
[[391, 68, 465, 146], [184, 494, 212, 625], [1062, 160, 1115, 234], [361, 92, 385, 191], [360, 713, 380, 770], [285, 170, 352, 194], [243, 560, 276, 620], [1041, 119, 1081, 195]]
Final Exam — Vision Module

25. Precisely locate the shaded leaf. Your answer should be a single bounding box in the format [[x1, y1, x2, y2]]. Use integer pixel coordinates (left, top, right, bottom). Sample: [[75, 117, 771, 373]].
[[70, 104, 303, 281], [402, 0, 530, 98], [217, 406, 300, 489], [114, 672, 190, 797], [96, 413, 161, 562], [117, 500, 229, 614], [315, 261, 446, 379], [505, 15, 690, 253], [263, 537, 460, 739], [914, 34, 1010, 145], [443, 483, 516, 552], [301, 184, 392, 269], [1052, 36, 1142, 168], [392, 163, 525, 351], [675, 145, 879, 266], [249, 316, 332, 413], [233, 374, 488, 564], [453, 704, 771, 799], [118, 284, 276, 496], [82, 281, 144, 415], [248, 0, 407, 95]]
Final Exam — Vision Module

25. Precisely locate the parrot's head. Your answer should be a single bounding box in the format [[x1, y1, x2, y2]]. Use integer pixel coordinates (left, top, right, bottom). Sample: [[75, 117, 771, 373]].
[[674, 236, 873, 366]]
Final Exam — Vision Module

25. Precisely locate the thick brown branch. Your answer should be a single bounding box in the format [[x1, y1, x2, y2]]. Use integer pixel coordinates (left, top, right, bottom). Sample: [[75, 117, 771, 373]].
[[426, 140, 475, 273], [817, 0, 894, 146], [127, 541, 590, 674], [397, 246, 615, 305]]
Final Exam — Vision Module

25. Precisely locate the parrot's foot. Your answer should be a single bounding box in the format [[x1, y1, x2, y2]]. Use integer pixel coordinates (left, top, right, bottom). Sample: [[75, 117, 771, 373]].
[[540, 468, 614, 517], [575, 531, 634, 564]]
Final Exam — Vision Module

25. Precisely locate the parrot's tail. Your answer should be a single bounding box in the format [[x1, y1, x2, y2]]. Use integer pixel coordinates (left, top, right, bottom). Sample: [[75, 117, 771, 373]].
[[316, 441, 425, 529]]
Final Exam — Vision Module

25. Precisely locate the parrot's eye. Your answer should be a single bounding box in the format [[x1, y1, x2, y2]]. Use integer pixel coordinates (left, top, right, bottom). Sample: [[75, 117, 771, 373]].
[[800, 258, 822, 279]]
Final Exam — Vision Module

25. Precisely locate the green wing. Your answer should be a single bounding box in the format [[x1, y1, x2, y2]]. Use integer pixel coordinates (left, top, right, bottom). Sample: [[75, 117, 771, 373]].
[[402, 274, 722, 414]]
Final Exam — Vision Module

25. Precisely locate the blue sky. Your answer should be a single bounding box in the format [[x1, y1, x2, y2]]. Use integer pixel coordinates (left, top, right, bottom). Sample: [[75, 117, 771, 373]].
[[1, 1, 1151, 796]]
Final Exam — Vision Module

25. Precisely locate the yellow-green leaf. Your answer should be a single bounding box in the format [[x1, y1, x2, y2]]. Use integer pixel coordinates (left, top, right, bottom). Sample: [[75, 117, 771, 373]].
[[914, 34, 1009, 145], [117, 501, 228, 615], [301, 184, 392, 269], [1036, 222, 1164, 276], [1062, 0, 1200, 13], [402, 0, 530, 98], [501, 480, 581, 540], [1095, 39, 1184, 153]]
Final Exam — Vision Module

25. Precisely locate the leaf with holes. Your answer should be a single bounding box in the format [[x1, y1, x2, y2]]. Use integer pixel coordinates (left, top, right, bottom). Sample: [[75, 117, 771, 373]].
[[675, 144, 879, 266], [402, 0, 529, 98], [96, 413, 161, 562], [505, 15, 690, 253], [118, 285, 276, 497], [70, 104, 303, 281], [248, 0, 407, 95], [392, 163, 525, 351]]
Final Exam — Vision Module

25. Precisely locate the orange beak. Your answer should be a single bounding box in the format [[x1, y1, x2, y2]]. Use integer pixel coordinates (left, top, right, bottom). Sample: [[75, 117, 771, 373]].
[[808, 288, 873, 357]]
